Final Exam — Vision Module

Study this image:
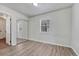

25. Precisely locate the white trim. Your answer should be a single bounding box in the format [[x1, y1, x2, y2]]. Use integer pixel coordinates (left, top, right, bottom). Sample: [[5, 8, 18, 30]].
[[29, 38, 71, 48], [40, 19, 50, 33], [17, 38, 29, 40], [71, 47, 79, 56]]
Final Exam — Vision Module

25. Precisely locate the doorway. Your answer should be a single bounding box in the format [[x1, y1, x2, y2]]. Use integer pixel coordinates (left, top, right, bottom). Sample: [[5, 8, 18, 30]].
[[0, 16, 8, 49], [16, 20, 28, 44]]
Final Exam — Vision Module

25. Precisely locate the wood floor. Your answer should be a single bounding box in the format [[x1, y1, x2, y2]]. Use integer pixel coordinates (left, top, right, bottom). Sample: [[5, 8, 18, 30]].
[[0, 38, 9, 49], [0, 40, 77, 56]]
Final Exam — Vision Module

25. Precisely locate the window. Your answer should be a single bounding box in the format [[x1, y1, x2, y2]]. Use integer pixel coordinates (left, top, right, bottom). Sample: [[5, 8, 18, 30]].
[[41, 20, 50, 32]]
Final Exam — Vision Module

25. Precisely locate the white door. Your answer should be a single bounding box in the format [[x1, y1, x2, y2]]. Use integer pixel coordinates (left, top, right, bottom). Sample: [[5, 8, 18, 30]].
[[6, 16, 11, 45], [17, 20, 27, 39]]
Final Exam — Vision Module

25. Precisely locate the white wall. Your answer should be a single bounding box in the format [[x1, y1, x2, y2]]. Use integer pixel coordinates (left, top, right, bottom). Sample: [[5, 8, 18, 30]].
[[72, 4, 79, 55], [29, 7, 72, 47], [0, 5, 28, 45]]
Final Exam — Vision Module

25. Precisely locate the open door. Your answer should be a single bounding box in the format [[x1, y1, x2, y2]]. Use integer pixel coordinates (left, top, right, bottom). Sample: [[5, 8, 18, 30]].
[[6, 16, 11, 45]]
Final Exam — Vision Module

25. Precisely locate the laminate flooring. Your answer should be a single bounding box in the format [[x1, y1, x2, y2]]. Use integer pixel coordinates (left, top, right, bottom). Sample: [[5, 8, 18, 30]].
[[0, 40, 77, 56]]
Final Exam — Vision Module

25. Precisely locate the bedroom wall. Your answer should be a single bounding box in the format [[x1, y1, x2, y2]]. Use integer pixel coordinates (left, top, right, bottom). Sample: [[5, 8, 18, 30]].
[[29, 7, 72, 47]]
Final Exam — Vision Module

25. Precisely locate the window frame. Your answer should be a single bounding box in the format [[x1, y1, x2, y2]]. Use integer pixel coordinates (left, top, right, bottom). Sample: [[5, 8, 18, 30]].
[[40, 19, 49, 32]]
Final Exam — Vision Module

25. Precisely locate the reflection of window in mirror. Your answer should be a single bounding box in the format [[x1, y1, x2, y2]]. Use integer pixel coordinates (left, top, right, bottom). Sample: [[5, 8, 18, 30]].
[[41, 20, 50, 32]]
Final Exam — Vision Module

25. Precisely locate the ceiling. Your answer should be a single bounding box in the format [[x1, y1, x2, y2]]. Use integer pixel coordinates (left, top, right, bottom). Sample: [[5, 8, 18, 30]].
[[1, 3, 72, 17]]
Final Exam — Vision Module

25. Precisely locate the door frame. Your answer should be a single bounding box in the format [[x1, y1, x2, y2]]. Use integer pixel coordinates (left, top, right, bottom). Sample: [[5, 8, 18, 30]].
[[16, 19, 28, 44], [6, 16, 12, 45]]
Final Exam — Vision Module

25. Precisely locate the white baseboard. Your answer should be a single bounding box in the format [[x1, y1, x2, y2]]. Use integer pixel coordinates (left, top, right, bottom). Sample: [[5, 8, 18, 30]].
[[28, 38, 71, 48], [17, 38, 29, 40], [71, 47, 79, 56]]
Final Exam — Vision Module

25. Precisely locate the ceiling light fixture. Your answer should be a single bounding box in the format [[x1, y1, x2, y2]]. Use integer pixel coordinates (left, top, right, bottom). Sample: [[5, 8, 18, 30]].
[[33, 3, 38, 6]]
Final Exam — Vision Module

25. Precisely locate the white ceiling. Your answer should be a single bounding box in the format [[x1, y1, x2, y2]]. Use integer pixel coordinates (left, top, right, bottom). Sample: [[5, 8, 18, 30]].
[[1, 3, 72, 17]]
